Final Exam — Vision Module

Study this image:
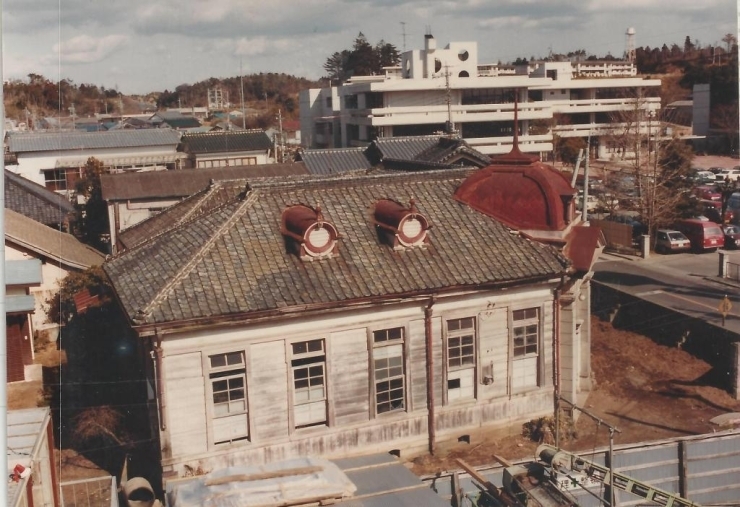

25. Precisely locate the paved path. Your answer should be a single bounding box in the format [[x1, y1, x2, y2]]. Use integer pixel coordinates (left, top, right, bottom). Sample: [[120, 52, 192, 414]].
[[594, 250, 740, 333]]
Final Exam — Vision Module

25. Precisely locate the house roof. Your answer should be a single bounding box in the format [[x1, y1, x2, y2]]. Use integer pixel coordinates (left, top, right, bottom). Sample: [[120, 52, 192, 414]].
[[299, 148, 372, 175], [104, 169, 569, 328], [5, 170, 75, 228], [161, 117, 202, 129], [117, 179, 250, 251], [181, 130, 272, 154], [101, 163, 309, 201], [6, 209, 105, 270], [7, 129, 181, 153], [369, 136, 491, 169]]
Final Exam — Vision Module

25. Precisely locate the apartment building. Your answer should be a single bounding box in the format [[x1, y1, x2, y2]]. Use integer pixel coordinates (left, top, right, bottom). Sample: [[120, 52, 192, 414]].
[[300, 34, 661, 159]]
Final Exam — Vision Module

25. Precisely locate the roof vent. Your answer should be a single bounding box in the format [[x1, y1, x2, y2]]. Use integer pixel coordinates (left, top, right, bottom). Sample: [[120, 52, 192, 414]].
[[373, 198, 430, 249], [281, 204, 338, 260]]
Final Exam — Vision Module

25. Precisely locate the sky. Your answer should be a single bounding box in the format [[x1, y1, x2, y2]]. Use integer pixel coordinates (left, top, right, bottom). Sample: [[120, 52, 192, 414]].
[[2, 0, 738, 96]]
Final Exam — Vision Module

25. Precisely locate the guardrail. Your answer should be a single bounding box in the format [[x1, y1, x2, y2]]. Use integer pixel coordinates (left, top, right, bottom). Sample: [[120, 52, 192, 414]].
[[60, 476, 117, 507]]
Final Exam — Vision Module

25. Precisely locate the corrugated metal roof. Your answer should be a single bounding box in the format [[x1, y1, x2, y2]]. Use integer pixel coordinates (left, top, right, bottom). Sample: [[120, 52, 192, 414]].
[[6, 259, 42, 286], [182, 130, 272, 154], [7, 129, 181, 153], [104, 169, 568, 327], [6, 209, 105, 270], [7, 408, 51, 507], [100, 163, 309, 201], [300, 148, 372, 175]]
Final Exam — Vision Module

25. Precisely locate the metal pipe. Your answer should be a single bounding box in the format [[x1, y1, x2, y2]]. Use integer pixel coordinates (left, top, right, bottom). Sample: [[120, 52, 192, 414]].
[[553, 286, 561, 448], [425, 297, 436, 455], [152, 332, 166, 431]]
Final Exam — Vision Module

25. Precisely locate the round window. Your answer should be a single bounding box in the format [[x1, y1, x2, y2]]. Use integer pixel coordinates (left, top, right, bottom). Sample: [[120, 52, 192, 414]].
[[307, 226, 331, 249], [434, 58, 442, 73], [401, 217, 423, 240], [458, 49, 469, 61], [458, 70, 469, 78]]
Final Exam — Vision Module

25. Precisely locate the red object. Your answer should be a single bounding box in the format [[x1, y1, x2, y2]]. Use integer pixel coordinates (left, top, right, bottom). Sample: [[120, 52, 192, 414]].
[[11, 463, 31, 482]]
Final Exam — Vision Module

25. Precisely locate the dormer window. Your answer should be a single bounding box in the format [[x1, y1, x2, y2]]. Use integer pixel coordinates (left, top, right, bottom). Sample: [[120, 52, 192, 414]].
[[281, 204, 338, 260], [373, 199, 430, 249]]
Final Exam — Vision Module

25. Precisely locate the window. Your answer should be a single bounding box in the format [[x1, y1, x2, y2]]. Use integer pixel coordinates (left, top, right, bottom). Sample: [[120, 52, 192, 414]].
[[372, 327, 405, 414], [291, 339, 327, 428], [44, 168, 80, 192], [208, 351, 249, 444], [447, 317, 476, 401], [512, 308, 540, 389]]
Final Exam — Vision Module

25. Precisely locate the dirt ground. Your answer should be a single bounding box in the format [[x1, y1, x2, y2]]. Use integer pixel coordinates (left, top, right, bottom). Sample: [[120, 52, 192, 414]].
[[11, 316, 740, 482], [410, 316, 740, 475]]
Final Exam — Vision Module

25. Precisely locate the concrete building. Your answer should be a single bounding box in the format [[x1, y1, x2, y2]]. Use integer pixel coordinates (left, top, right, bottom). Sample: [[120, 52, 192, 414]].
[[300, 34, 661, 160]]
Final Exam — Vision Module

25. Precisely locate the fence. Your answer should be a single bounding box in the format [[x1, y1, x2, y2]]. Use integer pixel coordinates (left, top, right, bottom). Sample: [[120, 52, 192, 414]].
[[728, 261, 740, 282], [425, 430, 740, 506], [60, 476, 117, 507]]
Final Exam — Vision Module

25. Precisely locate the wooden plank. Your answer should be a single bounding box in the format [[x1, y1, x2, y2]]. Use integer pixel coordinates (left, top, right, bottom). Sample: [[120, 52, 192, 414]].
[[479, 307, 508, 398], [204, 465, 323, 486], [163, 352, 203, 379], [165, 376, 208, 456], [409, 318, 427, 412], [251, 341, 289, 441], [330, 329, 370, 426]]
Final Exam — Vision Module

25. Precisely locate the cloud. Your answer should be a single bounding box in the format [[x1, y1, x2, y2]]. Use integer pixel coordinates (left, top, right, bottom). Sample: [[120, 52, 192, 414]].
[[53, 34, 129, 64]]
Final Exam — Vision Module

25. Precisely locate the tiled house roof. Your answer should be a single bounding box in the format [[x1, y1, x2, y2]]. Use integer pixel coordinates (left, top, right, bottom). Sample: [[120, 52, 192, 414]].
[[181, 130, 272, 154], [117, 179, 249, 251], [6, 210, 105, 270], [104, 169, 569, 327], [299, 148, 372, 175], [5, 170, 75, 228], [7, 129, 181, 153], [100, 163, 309, 201], [368, 136, 491, 169]]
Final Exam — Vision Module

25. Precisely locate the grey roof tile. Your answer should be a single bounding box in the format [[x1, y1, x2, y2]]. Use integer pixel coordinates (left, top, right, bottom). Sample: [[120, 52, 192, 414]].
[[7, 129, 180, 153], [5, 170, 75, 228], [300, 148, 372, 175], [105, 169, 569, 327], [181, 130, 272, 154]]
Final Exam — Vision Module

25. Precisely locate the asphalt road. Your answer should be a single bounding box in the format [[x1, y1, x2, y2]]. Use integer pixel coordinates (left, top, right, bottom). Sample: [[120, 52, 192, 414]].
[[593, 250, 740, 334]]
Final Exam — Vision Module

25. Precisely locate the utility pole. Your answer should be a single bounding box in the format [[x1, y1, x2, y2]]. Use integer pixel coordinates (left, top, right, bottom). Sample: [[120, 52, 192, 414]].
[[276, 109, 284, 163], [444, 65, 455, 136], [240, 59, 246, 129], [400, 21, 407, 52]]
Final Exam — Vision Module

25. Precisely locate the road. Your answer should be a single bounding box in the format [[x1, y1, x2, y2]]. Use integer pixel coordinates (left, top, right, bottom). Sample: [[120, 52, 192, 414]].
[[593, 249, 740, 334]]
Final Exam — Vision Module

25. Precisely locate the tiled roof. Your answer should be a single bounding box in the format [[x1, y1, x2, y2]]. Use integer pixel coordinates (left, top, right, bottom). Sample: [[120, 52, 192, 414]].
[[371, 136, 440, 161], [104, 169, 569, 327], [6, 209, 105, 270], [7, 129, 181, 153], [100, 163, 309, 201], [181, 130, 272, 154], [117, 179, 249, 250], [5, 170, 75, 228], [300, 148, 372, 175]]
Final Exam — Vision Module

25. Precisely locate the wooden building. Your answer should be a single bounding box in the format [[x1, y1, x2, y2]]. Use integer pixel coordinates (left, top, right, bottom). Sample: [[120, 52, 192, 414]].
[[103, 148, 601, 482]]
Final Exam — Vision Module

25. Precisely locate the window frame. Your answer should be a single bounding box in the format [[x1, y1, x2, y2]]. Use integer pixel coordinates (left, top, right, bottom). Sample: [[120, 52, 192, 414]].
[[444, 315, 478, 404], [288, 338, 329, 432], [205, 350, 250, 447], [509, 305, 544, 391], [369, 325, 408, 418]]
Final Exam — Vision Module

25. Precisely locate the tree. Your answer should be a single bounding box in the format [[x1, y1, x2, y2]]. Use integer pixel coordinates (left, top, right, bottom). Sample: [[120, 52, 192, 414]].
[[556, 137, 587, 166], [74, 157, 110, 253], [322, 33, 400, 83], [723, 33, 737, 53], [44, 265, 111, 324]]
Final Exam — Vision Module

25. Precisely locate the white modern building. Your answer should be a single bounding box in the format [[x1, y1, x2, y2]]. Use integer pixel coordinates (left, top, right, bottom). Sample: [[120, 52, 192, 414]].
[[300, 34, 661, 159]]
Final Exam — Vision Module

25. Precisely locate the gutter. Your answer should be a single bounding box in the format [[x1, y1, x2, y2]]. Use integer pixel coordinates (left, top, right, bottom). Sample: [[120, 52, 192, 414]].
[[424, 296, 436, 455], [150, 331, 166, 431]]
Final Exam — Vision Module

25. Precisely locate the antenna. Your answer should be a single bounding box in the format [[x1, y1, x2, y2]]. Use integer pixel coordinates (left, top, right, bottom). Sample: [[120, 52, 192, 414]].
[[400, 22, 407, 52], [240, 59, 246, 129]]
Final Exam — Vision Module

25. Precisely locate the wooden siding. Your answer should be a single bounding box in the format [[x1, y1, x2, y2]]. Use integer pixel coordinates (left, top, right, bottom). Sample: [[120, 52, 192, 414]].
[[408, 318, 427, 412], [250, 341, 289, 442], [478, 306, 509, 399], [330, 329, 370, 426], [163, 352, 208, 458], [559, 301, 577, 403]]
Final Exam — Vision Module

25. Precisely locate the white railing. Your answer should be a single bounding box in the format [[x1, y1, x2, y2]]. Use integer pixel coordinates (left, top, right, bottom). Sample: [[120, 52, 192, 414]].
[[60, 476, 118, 507]]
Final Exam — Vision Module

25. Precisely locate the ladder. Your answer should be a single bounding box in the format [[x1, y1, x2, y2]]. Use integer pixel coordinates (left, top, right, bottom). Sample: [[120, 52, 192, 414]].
[[536, 444, 702, 507]]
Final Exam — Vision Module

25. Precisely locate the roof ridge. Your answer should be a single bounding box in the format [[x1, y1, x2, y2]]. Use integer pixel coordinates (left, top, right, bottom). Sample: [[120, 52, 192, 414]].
[[136, 190, 259, 322]]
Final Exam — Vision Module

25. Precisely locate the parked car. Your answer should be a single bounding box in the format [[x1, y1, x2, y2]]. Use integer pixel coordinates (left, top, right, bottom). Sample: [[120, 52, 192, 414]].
[[576, 192, 598, 212], [694, 170, 717, 182], [716, 168, 740, 182], [722, 224, 740, 249], [674, 218, 725, 252], [700, 200, 733, 224], [708, 166, 726, 174], [655, 229, 691, 254], [692, 185, 721, 201]]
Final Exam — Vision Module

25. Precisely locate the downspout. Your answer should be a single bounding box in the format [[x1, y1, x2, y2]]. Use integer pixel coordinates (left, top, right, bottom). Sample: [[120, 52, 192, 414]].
[[425, 296, 436, 455], [151, 331, 166, 431], [553, 278, 563, 448]]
